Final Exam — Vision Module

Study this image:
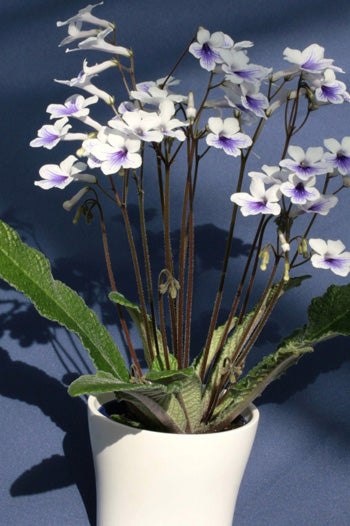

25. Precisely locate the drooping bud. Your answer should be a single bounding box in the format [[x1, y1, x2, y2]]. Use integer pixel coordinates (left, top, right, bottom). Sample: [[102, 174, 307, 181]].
[[259, 246, 270, 271], [63, 186, 90, 211], [159, 269, 180, 299], [283, 259, 290, 282]]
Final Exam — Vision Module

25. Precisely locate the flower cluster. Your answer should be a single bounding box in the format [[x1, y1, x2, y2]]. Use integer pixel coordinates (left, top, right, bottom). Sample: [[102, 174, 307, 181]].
[[30, 2, 350, 314]]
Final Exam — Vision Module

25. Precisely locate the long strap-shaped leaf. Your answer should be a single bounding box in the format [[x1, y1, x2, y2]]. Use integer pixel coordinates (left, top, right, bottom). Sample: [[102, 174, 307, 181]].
[[0, 219, 129, 381]]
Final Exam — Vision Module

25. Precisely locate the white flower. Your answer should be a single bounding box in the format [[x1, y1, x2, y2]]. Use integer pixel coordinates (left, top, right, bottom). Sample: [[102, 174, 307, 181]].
[[58, 21, 99, 47], [230, 179, 281, 216], [283, 44, 343, 74], [206, 117, 252, 156], [314, 69, 350, 104], [34, 155, 96, 190], [155, 100, 188, 141], [66, 27, 131, 57], [291, 194, 338, 217], [46, 94, 98, 119], [89, 131, 142, 175], [248, 165, 289, 186], [309, 239, 350, 276], [130, 84, 186, 106], [323, 137, 350, 175], [108, 110, 164, 142], [240, 83, 269, 119], [221, 49, 271, 84], [30, 117, 71, 149], [55, 68, 113, 104], [57, 3, 112, 29], [280, 174, 320, 205], [189, 27, 233, 71], [280, 146, 327, 179]]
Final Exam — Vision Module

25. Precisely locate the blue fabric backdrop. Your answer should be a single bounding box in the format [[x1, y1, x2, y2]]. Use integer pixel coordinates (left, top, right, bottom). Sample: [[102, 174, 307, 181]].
[[1, 0, 349, 524]]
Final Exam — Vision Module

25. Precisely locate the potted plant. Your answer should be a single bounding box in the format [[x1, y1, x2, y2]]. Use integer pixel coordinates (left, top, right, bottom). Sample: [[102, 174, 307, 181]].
[[1, 2, 350, 525]]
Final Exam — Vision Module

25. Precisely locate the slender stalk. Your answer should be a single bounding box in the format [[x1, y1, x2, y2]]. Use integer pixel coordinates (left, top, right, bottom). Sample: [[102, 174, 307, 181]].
[[95, 198, 142, 377], [108, 176, 155, 365]]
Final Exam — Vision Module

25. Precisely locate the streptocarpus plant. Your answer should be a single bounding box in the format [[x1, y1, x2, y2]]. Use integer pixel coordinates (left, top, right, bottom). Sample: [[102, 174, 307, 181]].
[[1, 2, 350, 433]]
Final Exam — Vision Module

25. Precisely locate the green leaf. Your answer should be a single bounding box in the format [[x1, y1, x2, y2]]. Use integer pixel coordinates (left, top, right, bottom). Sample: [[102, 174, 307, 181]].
[[192, 317, 237, 377], [303, 282, 350, 341], [209, 281, 350, 431], [0, 219, 129, 382], [145, 366, 195, 385], [109, 291, 170, 368], [114, 389, 183, 433]]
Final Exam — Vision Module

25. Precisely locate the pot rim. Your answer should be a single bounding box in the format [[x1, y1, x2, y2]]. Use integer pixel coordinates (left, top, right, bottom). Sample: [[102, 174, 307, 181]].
[[87, 392, 259, 436]]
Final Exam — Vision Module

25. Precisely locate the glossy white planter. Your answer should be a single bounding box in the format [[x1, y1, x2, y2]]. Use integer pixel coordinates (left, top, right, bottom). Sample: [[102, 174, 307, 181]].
[[88, 393, 259, 526]]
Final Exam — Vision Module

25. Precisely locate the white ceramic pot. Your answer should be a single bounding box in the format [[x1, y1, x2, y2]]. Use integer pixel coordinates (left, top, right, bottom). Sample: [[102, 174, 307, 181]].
[[88, 393, 259, 526]]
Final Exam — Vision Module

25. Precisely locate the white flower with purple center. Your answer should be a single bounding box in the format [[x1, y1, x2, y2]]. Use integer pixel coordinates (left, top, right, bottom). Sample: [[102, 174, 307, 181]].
[[309, 238, 350, 276], [323, 137, 350, 175], [279, 145, 327, 179], [230, 179, 281, 216], [292, 194, 338, 217], [280, 174, 320, 205], [206, 117, 252, 156], [30, 117, 71, 149], [34, 155, 96, 190], [283, 44, 343, 74], [240, 83, 269, 119], [89, 131, 142, 175], [56, 3, 112, 30], [47, 94, 98, 119], [313, 69, 350, 105], [108, 110, 164, 142], [189, 27, 233, 71], [221, 49, 271, 84]]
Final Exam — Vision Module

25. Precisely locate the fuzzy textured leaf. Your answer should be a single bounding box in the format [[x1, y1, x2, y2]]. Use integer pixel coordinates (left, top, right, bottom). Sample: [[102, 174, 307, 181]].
[[0, 220, 129, 381]]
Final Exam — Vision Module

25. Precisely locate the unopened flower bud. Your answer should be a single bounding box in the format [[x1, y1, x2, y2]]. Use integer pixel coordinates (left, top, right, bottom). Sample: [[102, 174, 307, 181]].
[[186, 91, 196, 122], [283, 259, 290, 282], [63, 186, 90, 211], [301, 237, 308, 258], [278, 231, 290, 253], [259, 246, 270, 271]]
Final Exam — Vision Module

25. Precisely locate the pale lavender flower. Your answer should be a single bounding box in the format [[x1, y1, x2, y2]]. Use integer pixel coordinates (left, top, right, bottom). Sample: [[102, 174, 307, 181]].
[[82, 58, 117, 76], [280, 174, 320, 204], [309, 238, 350, 276], [230, 179, 281, 216], [283, 44, 343, 74], [313, 69, 350, 104], [58, 21, 99, 47], [324, 137, 350, 175], [81, 137, 105, 168], [56, 3, 112, 29], [30, 117, 71, 149], [108, 110, 164, 142], [66, 27, 131, 56], [206, 117, 252, 156], [47, 94, 98, 119], [293, 194, 338, 216], [280, 146, 327, 179], [189, 27, 233, 71], [89, 132, 142, 175], [34, 155, 96, 190]]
